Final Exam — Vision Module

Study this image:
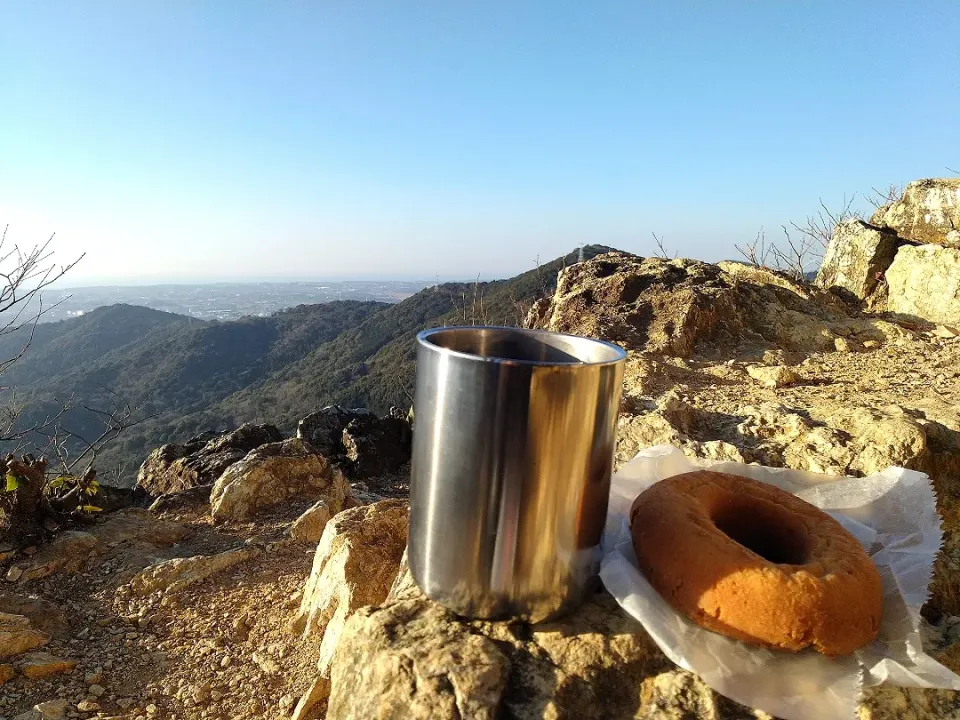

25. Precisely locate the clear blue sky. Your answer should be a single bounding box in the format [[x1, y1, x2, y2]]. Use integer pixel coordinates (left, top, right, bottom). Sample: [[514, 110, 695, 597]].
[[1, 2, 958, 284]]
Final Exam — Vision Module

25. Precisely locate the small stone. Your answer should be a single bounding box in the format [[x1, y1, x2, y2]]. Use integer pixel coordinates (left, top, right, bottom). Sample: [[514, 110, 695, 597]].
[[116, 698, 134, 709], [192, 682, 211, 703], [0, 663, 14, 684], [87, 684, 105, 697], [219, 655, 231, 668], [746, 364, 799, 389], [251, 651, 281, 674], [84, 671, 102, 685], [6, 566, 23, 582], [34, 699, 69, 720], [288, 500, 332, 543], [146, 704, 158, 715], [75, 700, 100, 712], [210, 690, 225, 701], [834, 337, 853, 353], [863, 340, 880, 349]]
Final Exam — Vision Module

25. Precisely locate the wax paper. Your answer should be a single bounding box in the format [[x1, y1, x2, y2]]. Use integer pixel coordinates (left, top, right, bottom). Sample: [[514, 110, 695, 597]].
[[599, 445, 960, 720]]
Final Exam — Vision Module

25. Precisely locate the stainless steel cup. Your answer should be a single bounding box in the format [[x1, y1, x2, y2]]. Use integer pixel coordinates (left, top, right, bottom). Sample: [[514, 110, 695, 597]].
[[408, 326, 627, 621]]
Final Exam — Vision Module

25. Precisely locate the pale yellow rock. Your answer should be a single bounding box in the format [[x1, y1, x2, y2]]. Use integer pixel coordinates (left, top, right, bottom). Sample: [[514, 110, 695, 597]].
[[885, 244, 960, 326], [871, 178, 960, 248], [129, 546, 259, 596], [291, 500, 408, 677], [816, 218, 900, 300], [16, 652, 77, 679], [288, 500, 332, 544], [210, 438, 350, 523], [0, 613, 50, 660], [747, 364, 800, 389]]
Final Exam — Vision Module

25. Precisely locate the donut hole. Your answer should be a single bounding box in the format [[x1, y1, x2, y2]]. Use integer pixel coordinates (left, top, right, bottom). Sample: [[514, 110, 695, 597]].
[[712, 501, 810, 565]]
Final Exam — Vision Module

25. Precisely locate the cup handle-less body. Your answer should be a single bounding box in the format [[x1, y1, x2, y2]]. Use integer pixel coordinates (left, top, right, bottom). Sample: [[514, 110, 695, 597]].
[[408, 326, 626, 621]]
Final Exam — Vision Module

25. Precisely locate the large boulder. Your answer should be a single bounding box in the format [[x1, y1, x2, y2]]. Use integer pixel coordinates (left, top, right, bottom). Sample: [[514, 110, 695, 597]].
[[136, 423, 283, 496], [528, 252, 906, 358], [209, 438, 350, 523], [298, 407, 375, 458], [297, 407, 411, 480], [883, 244, 960, 325], [327, 567, 960, 719], [871, 178, 960, 248], [815, 218, 901, 302], [291, 500, 409, 676]]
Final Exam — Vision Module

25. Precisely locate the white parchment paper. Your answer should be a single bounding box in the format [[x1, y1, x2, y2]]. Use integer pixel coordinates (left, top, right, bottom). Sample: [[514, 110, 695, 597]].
[[599, 445, 960, 720]]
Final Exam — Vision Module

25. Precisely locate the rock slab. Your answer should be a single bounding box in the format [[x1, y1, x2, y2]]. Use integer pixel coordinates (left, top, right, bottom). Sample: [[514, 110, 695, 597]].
[[291, 499, 409, 676], [871, 178, 960, 248], [816, 218, 900, 301], [885, 244, 960, 326]]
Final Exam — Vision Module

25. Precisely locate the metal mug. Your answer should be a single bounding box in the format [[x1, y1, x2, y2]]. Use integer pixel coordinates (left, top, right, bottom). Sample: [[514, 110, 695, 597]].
[[408, 326, 627, 621]]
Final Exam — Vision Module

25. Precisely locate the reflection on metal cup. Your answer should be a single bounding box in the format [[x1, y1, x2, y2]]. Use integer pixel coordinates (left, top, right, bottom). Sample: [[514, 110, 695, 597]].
[[408, 326, 627, 621]]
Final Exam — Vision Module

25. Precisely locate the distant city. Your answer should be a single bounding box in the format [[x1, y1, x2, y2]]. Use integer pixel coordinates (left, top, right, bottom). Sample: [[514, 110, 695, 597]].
[[38, 281, 434, 323]]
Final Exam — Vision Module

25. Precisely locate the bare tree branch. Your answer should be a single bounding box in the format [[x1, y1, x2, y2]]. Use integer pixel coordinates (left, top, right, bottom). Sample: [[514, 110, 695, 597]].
[[651, 232, 674, 260]]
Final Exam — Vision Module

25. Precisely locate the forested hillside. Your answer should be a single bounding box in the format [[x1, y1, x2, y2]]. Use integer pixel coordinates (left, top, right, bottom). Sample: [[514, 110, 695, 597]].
[[1, 246, 613, 484]]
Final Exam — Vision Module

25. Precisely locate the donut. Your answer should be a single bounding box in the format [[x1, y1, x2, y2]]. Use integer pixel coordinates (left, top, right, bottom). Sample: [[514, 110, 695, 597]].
[[629, 470, 883, 656]]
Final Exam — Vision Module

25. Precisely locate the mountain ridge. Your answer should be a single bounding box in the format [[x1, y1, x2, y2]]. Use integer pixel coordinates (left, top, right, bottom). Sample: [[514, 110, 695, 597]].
[[1, 246, 615, 485]]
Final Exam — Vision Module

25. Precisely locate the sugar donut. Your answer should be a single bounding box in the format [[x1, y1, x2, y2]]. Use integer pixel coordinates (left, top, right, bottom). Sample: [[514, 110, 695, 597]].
[[630, 470, 883, 656]]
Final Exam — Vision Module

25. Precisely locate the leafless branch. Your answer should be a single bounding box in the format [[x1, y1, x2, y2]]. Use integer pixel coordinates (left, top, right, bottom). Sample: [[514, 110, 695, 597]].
[[735, 228, 775, 269], [651, 232, 674, 260], [866, 184, 903, 210]]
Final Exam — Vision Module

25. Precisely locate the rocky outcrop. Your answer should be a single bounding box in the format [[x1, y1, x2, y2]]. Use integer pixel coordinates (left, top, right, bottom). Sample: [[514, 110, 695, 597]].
[[815, 218, 901, 301], [327, 570, 766, 719], [884, 244, 960, 325], [528, 252, 906, 358], [209, 438, 350, 523], [297, 407, 411, 481], [814, 180, 960, 325], [327, 595, 511, 720], [291, 500, 408, 676], [871, 178, 960, 248], [136, 423, 283, 496]]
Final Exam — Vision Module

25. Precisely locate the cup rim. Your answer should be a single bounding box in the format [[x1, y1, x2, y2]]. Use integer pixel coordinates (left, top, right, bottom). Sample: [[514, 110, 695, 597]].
[[416, 325, 627, 368]]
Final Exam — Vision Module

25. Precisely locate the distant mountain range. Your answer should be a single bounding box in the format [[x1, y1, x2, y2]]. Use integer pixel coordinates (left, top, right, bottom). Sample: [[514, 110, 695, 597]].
[[0, 246, 615, 486]]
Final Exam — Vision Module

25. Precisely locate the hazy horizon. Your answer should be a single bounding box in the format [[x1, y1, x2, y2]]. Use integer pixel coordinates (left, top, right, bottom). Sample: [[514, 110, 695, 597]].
[[2, 2, 958, 285]]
